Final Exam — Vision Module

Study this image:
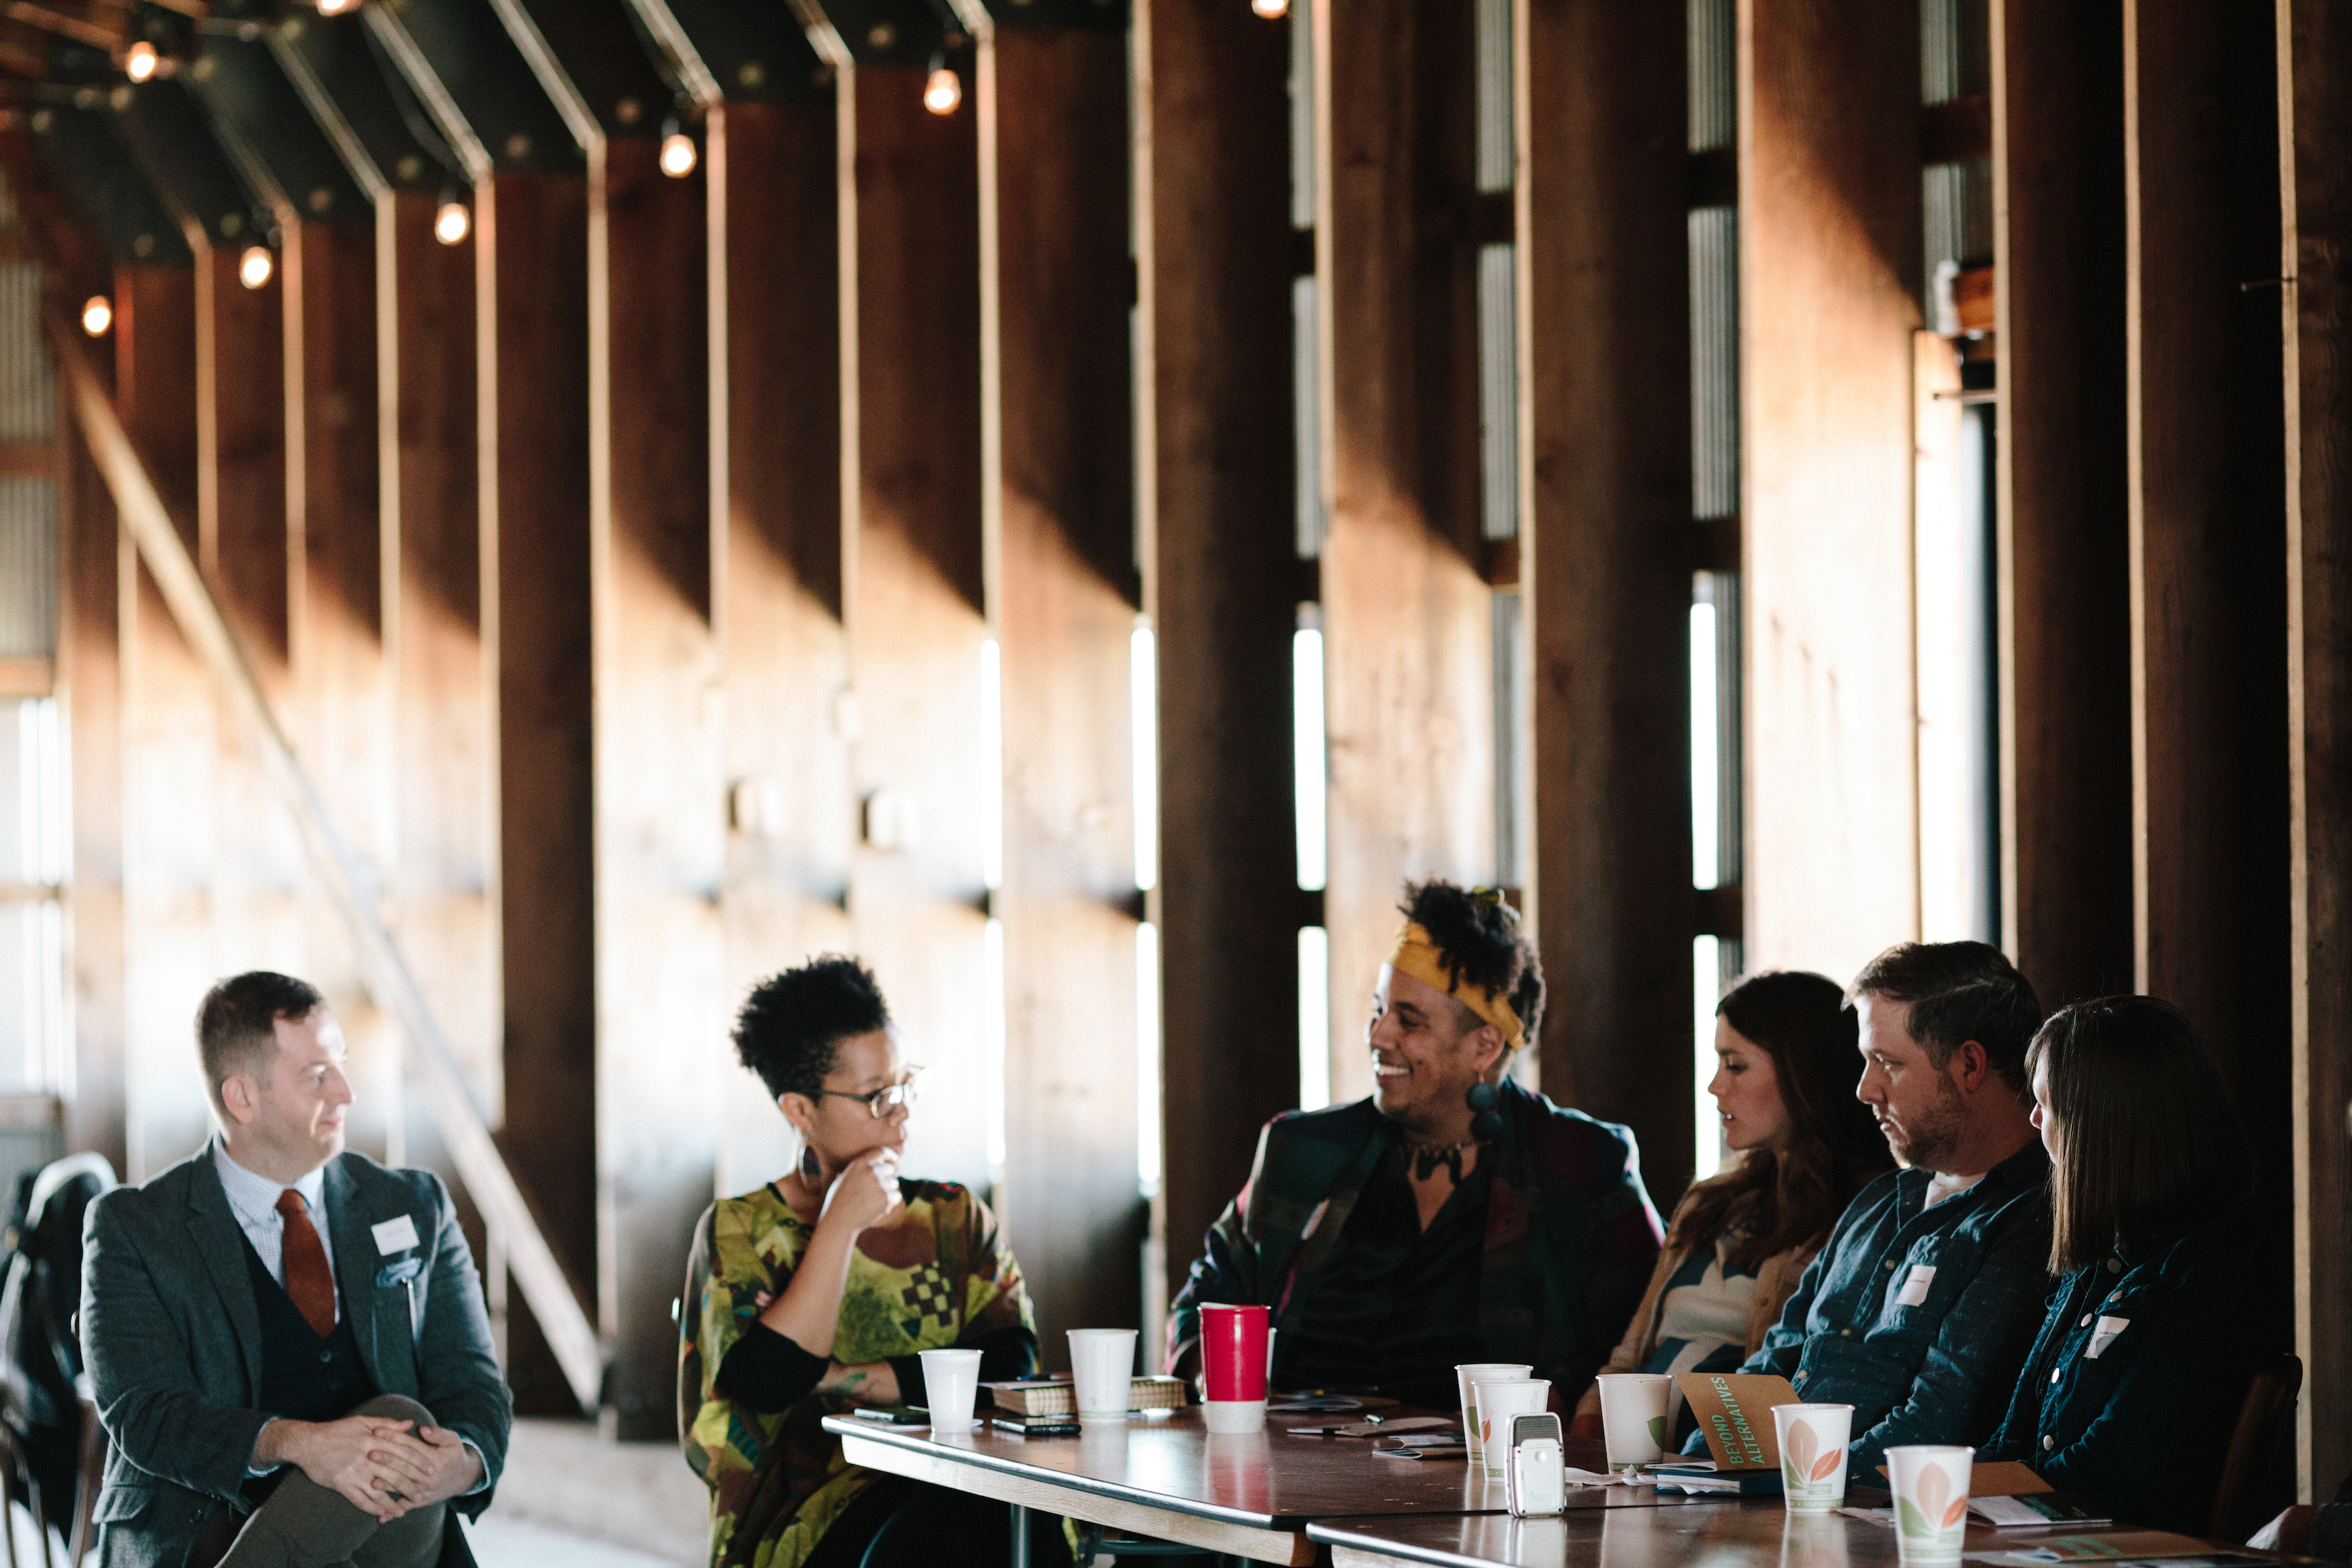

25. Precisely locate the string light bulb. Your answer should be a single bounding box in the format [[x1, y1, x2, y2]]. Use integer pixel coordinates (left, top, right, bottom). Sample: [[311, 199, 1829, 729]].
[[124, 41, 157, 82], [433, 196, 469, 246], [1250, 0, 1287, 16], [923, 54, 960, 116], [237, 244, 272, 289], [80, 296, 111, 336], [316, 0, 360, 14], [657, 112, 696, 178]]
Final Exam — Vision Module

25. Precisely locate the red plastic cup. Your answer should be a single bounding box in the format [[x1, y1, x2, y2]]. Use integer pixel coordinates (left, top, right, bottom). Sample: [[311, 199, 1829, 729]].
[[1200, 1304, 1269, 1433]]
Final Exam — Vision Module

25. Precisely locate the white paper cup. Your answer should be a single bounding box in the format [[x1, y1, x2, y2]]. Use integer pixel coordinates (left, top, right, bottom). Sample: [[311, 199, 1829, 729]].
[[1068, 1328, 1138, 1422], [1471, 1377, 1552, 1482], [1887, 1445, 1974, 1566], [1593, 1373, 1674, 1473], [1770, 1403, 1853, 1511], [1203, 1399, 1266, 1433], [917, 1348, 983, 1432], [1452, 1363, 1531, 1469]]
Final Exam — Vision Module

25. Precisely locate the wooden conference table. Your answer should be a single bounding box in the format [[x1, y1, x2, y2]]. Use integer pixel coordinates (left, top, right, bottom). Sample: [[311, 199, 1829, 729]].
[[826, 1410, 2284, 1567], [1310, 1498, 2285, 1568], [823, 1409, 1711, 1565]]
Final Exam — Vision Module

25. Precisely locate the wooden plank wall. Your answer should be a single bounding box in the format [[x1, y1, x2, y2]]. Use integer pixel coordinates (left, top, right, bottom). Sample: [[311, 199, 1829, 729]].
[[284, 216, 399, 1162], [59, 338, 123, 1177], [1739, 0, 1923, 981], [2122, 0, 2294, 1283], [843, 65, 993, 1193], [1517, 0, 1694, 1206], [987, 24, 1145, 1350], [1315, 0, 1494, 1103], [707, 98, 855, 1198], [1132, 0, 1299, 1311], [2281, 0, 2352, 1502], [589, 136, 723, 1440], [378, 186, 498, 1190], [1992, 0, 2134, 1009], [114, 262, 217, 1177], [478, 170, 598, 1413]]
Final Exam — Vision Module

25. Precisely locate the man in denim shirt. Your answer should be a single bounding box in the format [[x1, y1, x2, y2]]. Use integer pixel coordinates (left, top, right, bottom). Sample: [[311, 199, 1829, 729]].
[[1688, 941, 2053, 1482]]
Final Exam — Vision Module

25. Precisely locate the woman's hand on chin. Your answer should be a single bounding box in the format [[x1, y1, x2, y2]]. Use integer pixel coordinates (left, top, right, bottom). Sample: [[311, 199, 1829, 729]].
[[819, 1149, 906, 1235]]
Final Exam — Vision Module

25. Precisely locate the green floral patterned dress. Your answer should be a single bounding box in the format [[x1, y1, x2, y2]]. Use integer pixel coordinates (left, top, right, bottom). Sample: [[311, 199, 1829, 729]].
[[678, 1179, 1035, 1568]]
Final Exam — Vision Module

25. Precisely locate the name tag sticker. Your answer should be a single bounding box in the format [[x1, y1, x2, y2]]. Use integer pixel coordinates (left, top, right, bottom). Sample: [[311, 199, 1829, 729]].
[[372, 1215, 421, 1255], [2084, 1315, 2129, 1360], [1895, 1265, 1936, 1307]]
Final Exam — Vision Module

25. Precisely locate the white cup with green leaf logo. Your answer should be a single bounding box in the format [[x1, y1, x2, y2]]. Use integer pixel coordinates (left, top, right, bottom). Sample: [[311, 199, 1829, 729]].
[[1453, 1363, 1531, 1469], [1769, 1403, 1852, 1511], [1593, 1373, 1674, 1478], [1887, 1445, 1974, 1566]]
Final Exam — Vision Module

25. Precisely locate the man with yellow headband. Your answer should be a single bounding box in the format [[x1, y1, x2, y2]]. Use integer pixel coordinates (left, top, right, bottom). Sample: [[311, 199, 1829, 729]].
[[1165, 879, 1664, 1411]]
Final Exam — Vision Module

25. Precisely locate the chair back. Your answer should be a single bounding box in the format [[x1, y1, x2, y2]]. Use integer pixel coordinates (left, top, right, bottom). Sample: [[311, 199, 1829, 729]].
[[2210, 1352, 2302, 1541]]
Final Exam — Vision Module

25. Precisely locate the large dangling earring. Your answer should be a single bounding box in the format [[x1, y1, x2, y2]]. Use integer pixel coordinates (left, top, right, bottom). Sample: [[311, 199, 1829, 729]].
[[1466, 1081, 1503, 1143]]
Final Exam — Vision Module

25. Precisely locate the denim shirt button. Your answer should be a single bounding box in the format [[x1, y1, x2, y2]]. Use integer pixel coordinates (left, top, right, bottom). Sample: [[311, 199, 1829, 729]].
[[1884, 1260, 1897, 1271], [2041, 1435, 2054, 1452], [2078, 1315, 2091, 1327], [2106, 1259, 2122, 1275], [2050, 1369, 2061, 1384]]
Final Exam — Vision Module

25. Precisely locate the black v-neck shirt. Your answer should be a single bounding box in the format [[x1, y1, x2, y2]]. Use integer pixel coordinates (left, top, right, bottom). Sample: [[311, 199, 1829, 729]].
[[1276, 1144, 1490, 1410]]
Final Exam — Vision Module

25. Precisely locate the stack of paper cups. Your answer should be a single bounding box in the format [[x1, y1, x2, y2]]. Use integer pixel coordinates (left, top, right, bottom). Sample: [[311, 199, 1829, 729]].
[[1200, 1305, 1271, 1434], [1453, 1363, 1531, 1469]]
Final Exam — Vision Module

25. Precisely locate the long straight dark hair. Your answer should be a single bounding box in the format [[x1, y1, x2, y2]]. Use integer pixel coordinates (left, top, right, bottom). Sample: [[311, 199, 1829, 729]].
[[2029, 996, 2253, 1275], [1668, 971, 1894, 1270]]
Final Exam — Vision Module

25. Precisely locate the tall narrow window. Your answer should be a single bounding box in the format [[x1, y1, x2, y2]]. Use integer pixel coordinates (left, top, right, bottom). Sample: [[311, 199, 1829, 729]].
[[1688, 0, 1741, 1183]]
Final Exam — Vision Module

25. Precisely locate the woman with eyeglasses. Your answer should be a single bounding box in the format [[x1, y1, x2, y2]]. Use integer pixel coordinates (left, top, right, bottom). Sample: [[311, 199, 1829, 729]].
[[679, 956, 1062, 1568]]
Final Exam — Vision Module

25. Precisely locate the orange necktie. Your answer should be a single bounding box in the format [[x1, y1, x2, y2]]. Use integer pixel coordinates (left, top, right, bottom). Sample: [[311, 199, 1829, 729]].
[[275, 1189, 337, 1338]]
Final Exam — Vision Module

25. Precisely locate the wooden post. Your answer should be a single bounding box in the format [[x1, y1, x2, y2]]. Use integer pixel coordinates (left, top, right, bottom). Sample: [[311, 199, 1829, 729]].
[[987, 23, 1143, 1349], [1133, 0, 1300, 1312], [1315, 0, 1494, 1104], [477, 169, 596, 1413], [1738, 0, 1923, 980], [2123, 0, 2292, 1283], [842, 65, 992, 1192], [1991, 0, 2134, 1007], [193, 236, 310, 1009], [284, 216, 398, 1162], [114, 262, 214, 1178], [589, 135, 721, 1440], [707, 95, 857, 1196], [378, 188, 498, 1153], [1517, 0, 1693, 1203], [2281, 0, 2352, 1501], [59, 338, 124, 1177]]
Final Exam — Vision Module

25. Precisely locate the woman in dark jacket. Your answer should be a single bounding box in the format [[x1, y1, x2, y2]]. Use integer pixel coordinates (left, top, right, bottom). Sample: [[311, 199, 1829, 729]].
[[1982, 996, 2282, 1534]]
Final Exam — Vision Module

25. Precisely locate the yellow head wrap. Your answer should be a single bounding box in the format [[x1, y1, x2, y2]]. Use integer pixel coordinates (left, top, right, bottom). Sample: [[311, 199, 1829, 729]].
[[1384, 919, 1524, 1050]]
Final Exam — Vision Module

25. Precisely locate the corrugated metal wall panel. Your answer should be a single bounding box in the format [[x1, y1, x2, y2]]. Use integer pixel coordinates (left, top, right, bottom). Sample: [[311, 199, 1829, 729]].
[[0, 478, 56, 659], [0, 264, 53, 444]]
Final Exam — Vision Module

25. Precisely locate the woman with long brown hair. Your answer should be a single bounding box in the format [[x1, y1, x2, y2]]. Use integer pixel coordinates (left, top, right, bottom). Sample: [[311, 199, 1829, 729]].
[[1982, 996, 2276, 1533], [1571, 970, 1892, 1439]]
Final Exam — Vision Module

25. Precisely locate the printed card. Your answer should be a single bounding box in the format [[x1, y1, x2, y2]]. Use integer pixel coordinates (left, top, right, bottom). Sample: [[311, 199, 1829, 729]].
[[1897, 1265, 1937, 1307], [372, 1215, 421, 1255], [1674, 1372, 1802, 1471]]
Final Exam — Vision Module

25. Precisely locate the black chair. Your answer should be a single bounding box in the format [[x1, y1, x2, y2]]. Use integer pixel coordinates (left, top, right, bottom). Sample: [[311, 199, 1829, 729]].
[[2213, 1352, 2302, 1543], [0, 1153, 116, 1565]]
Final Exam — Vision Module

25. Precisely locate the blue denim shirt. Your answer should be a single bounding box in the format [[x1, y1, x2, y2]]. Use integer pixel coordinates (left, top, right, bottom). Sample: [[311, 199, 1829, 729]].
[[1690, 1138, 2053, 1480], [1982, 1204, 2282, 1534]]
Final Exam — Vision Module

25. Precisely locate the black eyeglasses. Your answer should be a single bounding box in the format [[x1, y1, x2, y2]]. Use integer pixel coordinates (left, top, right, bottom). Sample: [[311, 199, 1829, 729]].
[[813, 1068, 925, 1119]]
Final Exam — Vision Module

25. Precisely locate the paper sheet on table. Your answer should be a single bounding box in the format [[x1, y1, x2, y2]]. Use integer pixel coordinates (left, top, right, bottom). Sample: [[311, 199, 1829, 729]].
[[1967, 1531, 2246, 1563]]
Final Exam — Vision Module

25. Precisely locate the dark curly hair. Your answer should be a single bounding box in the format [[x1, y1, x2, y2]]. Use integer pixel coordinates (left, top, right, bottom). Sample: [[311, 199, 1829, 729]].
[[1399, 879, 1544, 1045], [733, 955, 893, 1102]]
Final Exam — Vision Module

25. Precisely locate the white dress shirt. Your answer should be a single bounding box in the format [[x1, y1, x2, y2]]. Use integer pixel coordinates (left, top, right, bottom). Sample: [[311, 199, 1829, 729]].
[[212, 1138, 338, 1322]]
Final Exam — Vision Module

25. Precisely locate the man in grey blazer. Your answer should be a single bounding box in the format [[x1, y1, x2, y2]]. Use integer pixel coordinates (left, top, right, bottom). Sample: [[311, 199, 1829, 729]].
[[81, 972, 513, 1567]]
